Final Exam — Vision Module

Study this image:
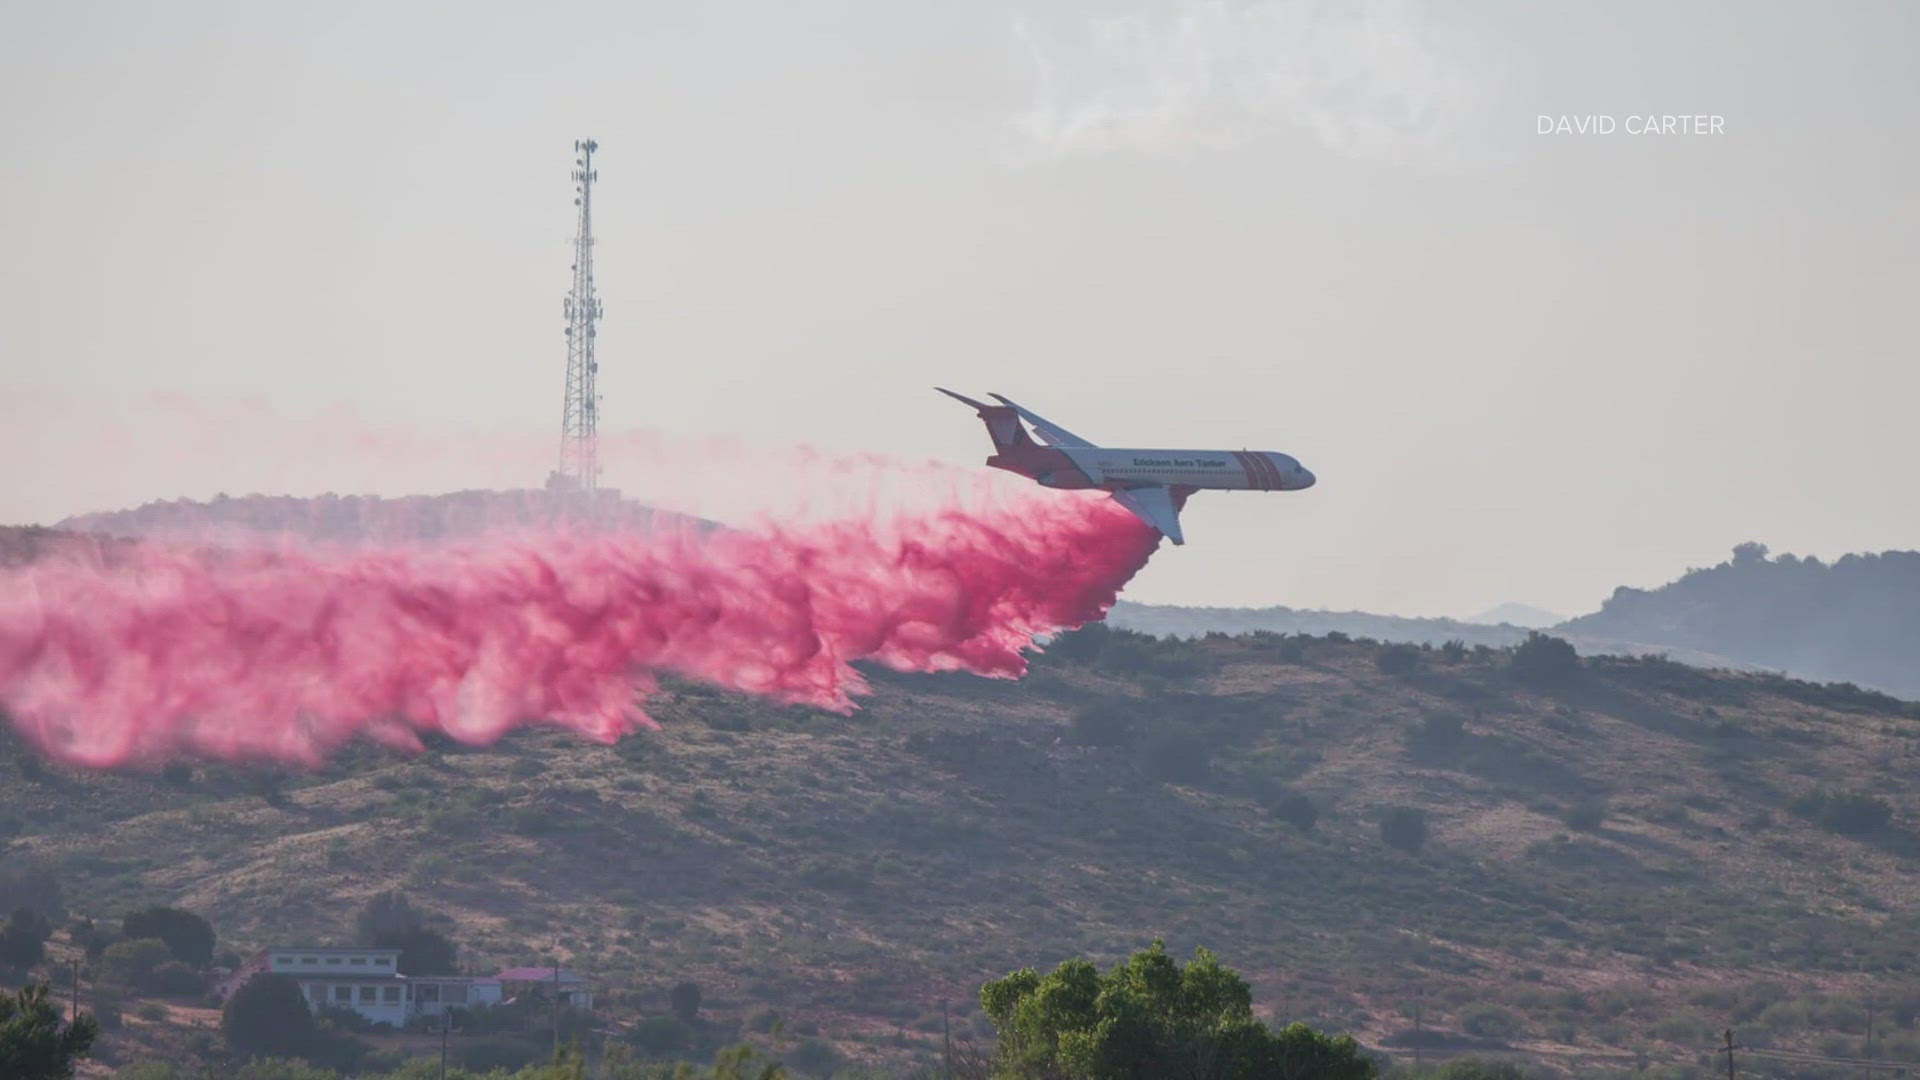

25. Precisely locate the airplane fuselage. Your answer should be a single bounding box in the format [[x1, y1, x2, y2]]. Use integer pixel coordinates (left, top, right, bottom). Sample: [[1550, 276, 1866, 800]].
[[937, 387, 1313, 545], [988, 446, 1315, 493]]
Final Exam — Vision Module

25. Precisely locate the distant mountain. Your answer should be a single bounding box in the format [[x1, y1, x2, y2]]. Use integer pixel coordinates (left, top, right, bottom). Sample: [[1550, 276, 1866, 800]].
[[1561, 543, 1920, 698], [1465, 602, 1563, 629], [1109, 600, 1533, 649], [1107, 600, 1745, 672], [56, 489, 714, 546]]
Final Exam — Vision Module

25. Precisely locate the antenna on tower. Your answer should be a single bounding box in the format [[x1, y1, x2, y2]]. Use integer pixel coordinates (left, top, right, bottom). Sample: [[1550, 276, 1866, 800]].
[[549, 138, 602, 496]]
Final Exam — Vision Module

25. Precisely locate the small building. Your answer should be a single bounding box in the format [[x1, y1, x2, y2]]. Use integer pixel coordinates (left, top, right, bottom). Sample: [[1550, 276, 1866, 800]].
[[495, 967, 593, 1010], [218, 947, 502, 1027], [407, 975, 503, 1019]]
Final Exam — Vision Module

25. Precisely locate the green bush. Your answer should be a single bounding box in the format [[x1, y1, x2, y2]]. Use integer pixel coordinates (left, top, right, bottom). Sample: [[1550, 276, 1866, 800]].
[[1070, 703, 1136, 747], [1137, 731, 1210, 784], [629, 1014, 696, 1054], [1376, 645, 1421, 675], [121, 907, 215, 967], [1510, 633, 1580, 687], [1561, 800, 1607, 833], [1265, 790, 1318, 832], [1456, 1003, 1525, 1041], [1793, 791, 1893, 836], [1380, 807, 1429, 851], [99, 938, 172, 988]]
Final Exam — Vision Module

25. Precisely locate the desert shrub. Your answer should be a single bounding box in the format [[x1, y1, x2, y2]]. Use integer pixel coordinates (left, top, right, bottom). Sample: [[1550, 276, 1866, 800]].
[[629, 1014, 696, 1054], [1380, 807, 1429, 851], [1561, 800, 1607, 832], [1432, 1061, 1530, 1080], [668, 980, 702, 1022], [1652, 1011, 1716, 1045], [1457, 1003, 1525, 1041], [0, 906, 53, 968], [99, 938, 172, 988], [111, 1064, 180, 1080], [1408, 713, 1466, 753], [135, 1002, 169, 1022], [140, 959, 206, 997], [784, 1038, 843, 1076], [1793, 791, 1893, 836], [1266, 790, 1318, 832], [1376, 644, 1421, 675], [0, 859, 65, 924], [1136, 731, 1210, 784], [1510, 633, 1580, 687], [1069, 702, 1135, 747]]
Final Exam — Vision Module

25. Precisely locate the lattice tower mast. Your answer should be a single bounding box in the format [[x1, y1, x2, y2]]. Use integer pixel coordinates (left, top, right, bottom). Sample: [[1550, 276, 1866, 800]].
[[557, 138, 602, 492]]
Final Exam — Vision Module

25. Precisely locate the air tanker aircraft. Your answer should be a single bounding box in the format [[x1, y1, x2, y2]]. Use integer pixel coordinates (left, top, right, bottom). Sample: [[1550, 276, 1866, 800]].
[[938, 389, 1314, 545]]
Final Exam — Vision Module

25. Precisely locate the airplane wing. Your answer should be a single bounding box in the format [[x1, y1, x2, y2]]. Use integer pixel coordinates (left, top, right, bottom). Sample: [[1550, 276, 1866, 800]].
[[1110, 486, 1184, 545], [988, 394, 1095, 448]]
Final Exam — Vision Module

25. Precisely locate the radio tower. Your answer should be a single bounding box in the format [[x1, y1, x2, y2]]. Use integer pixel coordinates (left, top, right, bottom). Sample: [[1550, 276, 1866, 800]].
[[551, 138, 602, 494]]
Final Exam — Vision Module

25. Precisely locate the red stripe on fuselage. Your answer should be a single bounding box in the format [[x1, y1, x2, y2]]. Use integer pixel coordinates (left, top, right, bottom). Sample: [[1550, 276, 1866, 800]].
[[1232, 451, 1260, 490]]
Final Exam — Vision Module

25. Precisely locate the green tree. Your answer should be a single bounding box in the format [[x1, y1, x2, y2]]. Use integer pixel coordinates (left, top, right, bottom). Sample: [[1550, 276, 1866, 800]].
[[668, 980, 702, 1023], [0, 982, 99, 1080], [1509, 633, 1579, 687], [0, 908, 53, 969], [353, 891, 458, 975], [222, 973, 320, 1059], [980, 941, 1374, 1079], [121, 907, 215, 966]]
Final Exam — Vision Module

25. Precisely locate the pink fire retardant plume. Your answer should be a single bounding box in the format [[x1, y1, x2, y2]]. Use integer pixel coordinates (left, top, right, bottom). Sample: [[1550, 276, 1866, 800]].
[[0, 491, 1158, 768]]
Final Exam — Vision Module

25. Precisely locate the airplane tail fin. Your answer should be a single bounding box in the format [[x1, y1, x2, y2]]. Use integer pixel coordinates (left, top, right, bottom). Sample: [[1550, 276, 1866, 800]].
[[937, 388, 1037, 453]]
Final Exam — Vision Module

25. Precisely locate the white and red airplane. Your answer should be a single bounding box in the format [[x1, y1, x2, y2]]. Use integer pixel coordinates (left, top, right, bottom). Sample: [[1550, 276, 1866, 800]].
[[938, 388, 1314, 545]]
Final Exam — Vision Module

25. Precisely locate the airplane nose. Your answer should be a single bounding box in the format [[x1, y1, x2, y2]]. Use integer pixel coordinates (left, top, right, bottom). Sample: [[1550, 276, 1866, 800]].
[[1296, 468, 1316, 489]]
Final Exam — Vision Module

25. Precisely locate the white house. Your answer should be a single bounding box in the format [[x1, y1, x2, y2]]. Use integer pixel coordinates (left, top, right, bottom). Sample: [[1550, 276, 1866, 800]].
[[218, 947, 503, 1027]]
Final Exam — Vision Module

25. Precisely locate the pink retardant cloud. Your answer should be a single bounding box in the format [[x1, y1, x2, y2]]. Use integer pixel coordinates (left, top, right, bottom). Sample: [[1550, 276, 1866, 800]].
[[0, 490, 1158, 768]]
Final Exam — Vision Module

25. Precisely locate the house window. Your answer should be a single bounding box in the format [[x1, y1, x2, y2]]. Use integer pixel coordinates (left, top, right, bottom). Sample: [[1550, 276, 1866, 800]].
[[334, 986, 351, 1002], [302, 957, 318, 966], [416, 985, 440, 1003], [350, 957, 367, 966], [444, 985, 468, 1004], [383, 987, 400, 1003], [306, 985, 322, 1002], [374, 957, 391, 967], [359, 986, 377, 1003], [326, 958, 343, 966], [271, 956, 288, 968]]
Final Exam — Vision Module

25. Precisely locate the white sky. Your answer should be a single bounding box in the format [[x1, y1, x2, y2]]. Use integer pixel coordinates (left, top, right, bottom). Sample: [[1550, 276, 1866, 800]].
[[1, 0, 1914, 619]]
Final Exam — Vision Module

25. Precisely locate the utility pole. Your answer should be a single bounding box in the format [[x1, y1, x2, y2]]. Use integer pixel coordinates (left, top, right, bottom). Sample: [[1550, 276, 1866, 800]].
[[439, 1009, 451, 1080], [1413, 1001, 1423, 1071], [942, 999, 952, 1079], [550, 138, 603, 496], [70, 958, 79, 1023], [553, 960, 562, 1058], [1722, 1028, 1737, 1080]]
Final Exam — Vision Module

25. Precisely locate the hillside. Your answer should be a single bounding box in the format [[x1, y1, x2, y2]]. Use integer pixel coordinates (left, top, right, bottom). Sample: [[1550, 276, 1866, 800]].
[[1563, 543, 1920, 699], [54, 489, 713, 545], [5, 628, 1920, 1076]]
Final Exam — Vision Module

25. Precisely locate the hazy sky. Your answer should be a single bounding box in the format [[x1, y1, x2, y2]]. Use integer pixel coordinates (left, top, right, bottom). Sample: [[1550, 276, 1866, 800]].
[[2, 0, 1914, 618]]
